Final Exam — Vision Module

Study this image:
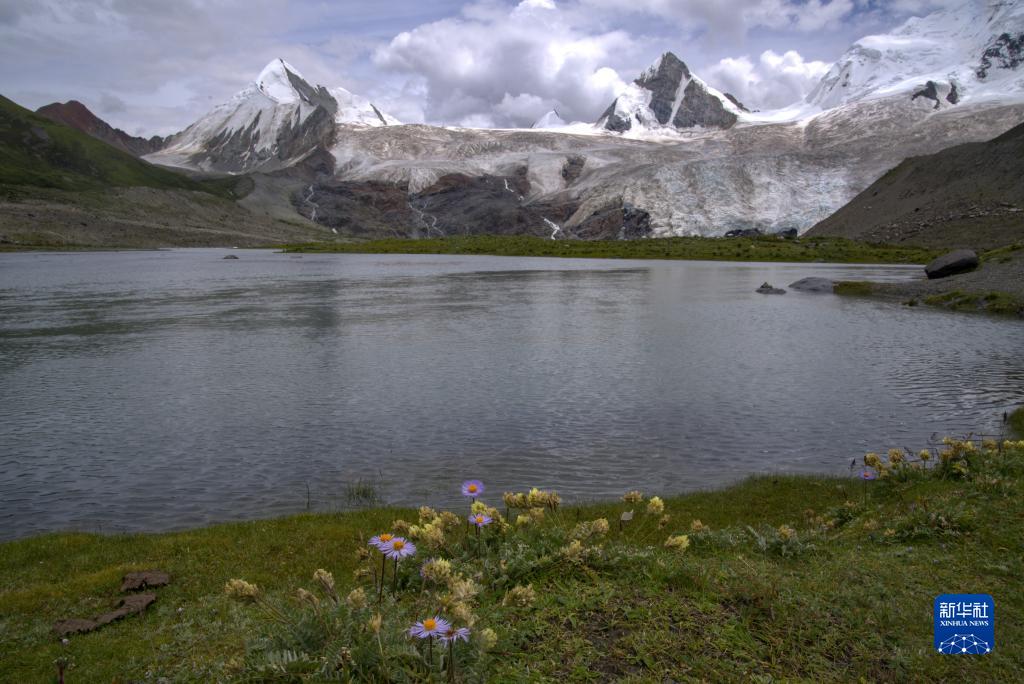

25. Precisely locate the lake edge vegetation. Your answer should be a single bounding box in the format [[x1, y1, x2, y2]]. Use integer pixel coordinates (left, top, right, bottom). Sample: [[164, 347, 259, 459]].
[[2, 435, 1022, 681], [280, 234, 939, 265]]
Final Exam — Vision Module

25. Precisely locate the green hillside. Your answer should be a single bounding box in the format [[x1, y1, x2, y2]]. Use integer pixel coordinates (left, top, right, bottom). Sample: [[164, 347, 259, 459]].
[[0, 95, 230, 197]]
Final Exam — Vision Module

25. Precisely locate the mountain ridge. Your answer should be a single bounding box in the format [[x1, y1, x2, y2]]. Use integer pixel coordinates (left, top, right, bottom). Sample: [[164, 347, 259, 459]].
[[805, 120, 1024, 250], [36, 100, 165, 157]]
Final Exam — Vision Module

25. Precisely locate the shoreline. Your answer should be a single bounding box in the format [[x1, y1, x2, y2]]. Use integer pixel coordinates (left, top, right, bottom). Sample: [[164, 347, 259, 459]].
[[3, 436, 1022, 680], [3, 234, 938, 264], [835, 244, 1024, 318]]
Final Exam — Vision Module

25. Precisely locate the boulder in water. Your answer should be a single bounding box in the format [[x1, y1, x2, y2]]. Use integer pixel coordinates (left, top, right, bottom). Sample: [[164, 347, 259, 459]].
[[756, 282, 786, 295], [789, 277, 836, 293]]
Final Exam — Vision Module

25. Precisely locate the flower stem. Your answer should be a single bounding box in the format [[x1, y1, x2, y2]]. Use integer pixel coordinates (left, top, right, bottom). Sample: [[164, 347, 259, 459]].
[[378, 554, 386, 603], [392, 557, 398, 594], [448, 639, 455, 682]]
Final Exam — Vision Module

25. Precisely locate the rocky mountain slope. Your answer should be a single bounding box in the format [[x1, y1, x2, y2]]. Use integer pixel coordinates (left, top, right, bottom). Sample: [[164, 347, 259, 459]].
[[36, 100, 165, 156], [806, 121, 1024, 250], [1, 95, 210, 193], [596, 52, 745, 133], [0, 95, 325, 248]]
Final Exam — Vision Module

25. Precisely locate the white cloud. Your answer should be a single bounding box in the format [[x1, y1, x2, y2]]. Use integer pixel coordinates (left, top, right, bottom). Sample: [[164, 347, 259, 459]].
[[373, 1, 632, 127], [0, 0, 959, 133], [576, 0, 857, 35], [707, 49, 831, 110]]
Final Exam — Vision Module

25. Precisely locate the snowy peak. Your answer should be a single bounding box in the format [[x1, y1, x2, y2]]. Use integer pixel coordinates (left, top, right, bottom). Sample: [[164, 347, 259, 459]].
[[532, 109, 567, 129], [329, 86, 401, 127], [598, 51, 740, 133], [255, 58, 306, 104], [806, 0, 1024, 110], [145, 59, 399, 173]]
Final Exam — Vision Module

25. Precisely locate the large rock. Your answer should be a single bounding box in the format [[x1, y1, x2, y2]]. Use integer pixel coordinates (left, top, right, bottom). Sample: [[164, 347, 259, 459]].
[[925, 249, 979, 279], [789, 277, 836, 293]]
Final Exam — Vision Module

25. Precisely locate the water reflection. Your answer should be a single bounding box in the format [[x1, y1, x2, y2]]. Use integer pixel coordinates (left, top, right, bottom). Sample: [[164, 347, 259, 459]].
[[0, 249, 1021, 539]]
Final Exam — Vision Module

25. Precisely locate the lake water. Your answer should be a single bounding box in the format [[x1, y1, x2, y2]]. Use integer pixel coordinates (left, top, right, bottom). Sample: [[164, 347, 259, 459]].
[[1, 249, 1022, 540]]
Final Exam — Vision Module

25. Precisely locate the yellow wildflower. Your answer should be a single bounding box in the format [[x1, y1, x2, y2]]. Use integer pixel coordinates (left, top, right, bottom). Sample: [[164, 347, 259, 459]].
[[392, 519, 411, 534], [313, 569, 335, 593], [622, 490, 644, 504], [346, 587, 367, 610], [418, 506, 437, 522], [296, 588, 319, 607], [646, 496, 665, 515], [690, 519, 708, 533], [224, 578, 259, 601], [421, 558, 453, 583], [561, 539, 586, 563], [451, 601, 475, 625], [664, 535, 690, 552], [503, 584, 537, 607], [778, 525, 796, 541], [367, 613, 383, 634], [479, 628, 498, 651]]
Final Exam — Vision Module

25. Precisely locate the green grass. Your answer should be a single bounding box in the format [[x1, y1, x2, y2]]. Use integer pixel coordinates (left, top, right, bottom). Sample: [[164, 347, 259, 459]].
[[980, 243, 1024, 264], [0, 95, 234, 198], [3, 439, 1023, 681], [923, 290, 1024, 316], [280, 234, 938, 264], [833, 280, 877, 296], [1010, 407, 1024, 438]]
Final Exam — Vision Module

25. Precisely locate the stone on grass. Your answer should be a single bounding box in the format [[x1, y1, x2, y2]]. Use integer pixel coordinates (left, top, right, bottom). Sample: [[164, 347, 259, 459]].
[[53, 594, 157, 637], [120, 570, 170, 592]]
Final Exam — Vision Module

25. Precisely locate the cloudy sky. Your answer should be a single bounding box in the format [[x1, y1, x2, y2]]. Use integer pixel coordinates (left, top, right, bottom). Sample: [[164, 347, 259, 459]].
[[0, 0, 964, 135]]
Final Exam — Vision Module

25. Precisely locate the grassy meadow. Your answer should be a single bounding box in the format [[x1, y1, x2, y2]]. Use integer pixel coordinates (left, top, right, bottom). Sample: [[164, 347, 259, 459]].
[[2, 437, 1022, 682], [281, 234, 939, 265]]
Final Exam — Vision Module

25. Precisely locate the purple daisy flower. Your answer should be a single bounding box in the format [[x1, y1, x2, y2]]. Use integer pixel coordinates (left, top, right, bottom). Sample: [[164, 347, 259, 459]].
[[461, 480, 484, 497], [369, 533, 394, 551], [440, 626, 471, 644], [382, 537, 416, 559], [861, 469, 877, 481], [469, 513, 493, 527], [409, 616, 451, 639]]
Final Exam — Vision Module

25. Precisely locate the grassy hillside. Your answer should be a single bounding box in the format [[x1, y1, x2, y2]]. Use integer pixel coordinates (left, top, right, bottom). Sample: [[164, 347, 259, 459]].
[[0, 95, 232, 198], [282, 234, 939, 264], [2, 437, 1021, 681], [807, 121, 1024, 250]]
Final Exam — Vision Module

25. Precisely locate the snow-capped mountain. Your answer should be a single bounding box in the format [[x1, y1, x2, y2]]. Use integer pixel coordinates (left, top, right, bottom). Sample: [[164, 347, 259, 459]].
[[807, 0, 1024, 109], [142, 2, 1024, 240], [532, 109, 567, 129], [597, 52, 745, 133], [147, 59, 398, 173]]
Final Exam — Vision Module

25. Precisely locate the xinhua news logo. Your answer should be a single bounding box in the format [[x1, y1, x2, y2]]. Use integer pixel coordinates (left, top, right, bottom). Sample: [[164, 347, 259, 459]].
[[934, 594, 994, 655]]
